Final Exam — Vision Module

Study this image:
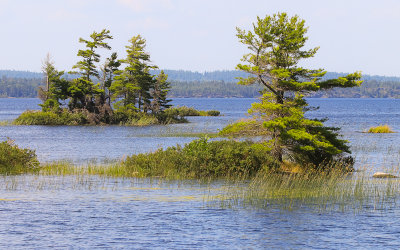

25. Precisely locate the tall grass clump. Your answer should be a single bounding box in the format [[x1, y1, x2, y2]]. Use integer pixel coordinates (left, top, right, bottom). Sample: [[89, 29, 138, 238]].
[[0, 139, 40, 174], [123, 138, 275, 179], [213, 167, 400, 212], [367, 124, 394, 133], [165, 106, 220, 117]]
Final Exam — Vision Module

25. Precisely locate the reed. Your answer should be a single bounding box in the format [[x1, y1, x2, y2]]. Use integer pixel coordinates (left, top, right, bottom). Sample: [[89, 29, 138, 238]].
[[213, 167, 400, 212], [3, 158, 400, 213]]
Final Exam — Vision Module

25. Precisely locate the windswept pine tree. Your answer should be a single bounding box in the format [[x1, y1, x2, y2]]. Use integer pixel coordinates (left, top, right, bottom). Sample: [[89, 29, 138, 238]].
[[70, 29, 112, 112], [221, 13, 362, 168]]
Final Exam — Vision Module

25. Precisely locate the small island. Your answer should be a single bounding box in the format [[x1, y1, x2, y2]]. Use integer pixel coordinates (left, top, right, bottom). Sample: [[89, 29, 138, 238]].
[[14, 31, 219, 126]]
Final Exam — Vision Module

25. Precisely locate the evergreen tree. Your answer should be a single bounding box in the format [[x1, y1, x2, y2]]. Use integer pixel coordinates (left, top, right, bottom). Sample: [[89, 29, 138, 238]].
[[110, 35, 156, 112], [70, 29, 112, 112], [39, 53, 58, 101], [100, 52, 121, 107], [151, 70, 172, 113], [221, 13, 362, 168], [39, 54, 69, 112]]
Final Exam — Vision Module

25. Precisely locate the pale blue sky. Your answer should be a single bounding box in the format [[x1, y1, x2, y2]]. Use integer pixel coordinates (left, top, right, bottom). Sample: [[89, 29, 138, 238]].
[[1, 0, 399, 76]]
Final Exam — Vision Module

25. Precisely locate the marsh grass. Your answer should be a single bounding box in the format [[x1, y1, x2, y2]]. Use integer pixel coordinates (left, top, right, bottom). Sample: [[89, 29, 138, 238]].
[[367, 124, 394, 133], [2, 159, 400, 213], [212, 167, 400, 212], [3, 136, 400, 213]]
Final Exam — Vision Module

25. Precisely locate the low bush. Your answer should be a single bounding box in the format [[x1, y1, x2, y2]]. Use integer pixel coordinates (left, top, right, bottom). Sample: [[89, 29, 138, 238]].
[[13, 110, 88, 125], [123, 138, 276, 179], [205, 110, 220, 116], [0, 139, 40, 174], [367, 124, 394, 133]]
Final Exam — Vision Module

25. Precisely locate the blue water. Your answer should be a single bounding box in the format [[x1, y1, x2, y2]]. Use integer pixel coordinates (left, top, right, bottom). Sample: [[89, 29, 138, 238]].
[[1, 98, 400, 248]]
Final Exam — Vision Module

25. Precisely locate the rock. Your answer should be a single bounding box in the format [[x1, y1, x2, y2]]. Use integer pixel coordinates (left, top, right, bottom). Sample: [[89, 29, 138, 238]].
[[372, 172, 398, 178]]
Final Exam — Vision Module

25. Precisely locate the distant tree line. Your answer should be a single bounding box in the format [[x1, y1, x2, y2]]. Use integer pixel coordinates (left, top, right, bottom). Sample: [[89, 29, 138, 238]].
[[1, 70, 400, 98], [0, 76, 41, 97]]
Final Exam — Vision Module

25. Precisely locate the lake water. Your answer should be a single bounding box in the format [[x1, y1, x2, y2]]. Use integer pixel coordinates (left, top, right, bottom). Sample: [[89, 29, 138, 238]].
[[1, 98, 400, 248]]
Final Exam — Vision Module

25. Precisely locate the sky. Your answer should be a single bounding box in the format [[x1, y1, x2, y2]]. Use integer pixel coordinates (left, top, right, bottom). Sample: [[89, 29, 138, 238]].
[[1, 0, 400, 76]]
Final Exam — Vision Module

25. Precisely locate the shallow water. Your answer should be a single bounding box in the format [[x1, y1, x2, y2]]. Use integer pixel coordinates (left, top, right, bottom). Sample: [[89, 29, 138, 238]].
[[1, 98, 400, 248]]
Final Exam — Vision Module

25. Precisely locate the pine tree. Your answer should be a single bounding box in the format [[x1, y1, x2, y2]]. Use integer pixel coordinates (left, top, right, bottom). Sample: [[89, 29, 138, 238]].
[[151, 70, 172, 113], [70, 29, 112, 112], [100, 52, 121, 107], [39, 54, 69, 112], [221, 13, 363, 168], [110, 35, 156, 112]]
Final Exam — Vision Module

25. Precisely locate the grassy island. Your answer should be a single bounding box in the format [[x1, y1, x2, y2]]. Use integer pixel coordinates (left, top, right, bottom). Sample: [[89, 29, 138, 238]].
[[367, 124, 394, 133]]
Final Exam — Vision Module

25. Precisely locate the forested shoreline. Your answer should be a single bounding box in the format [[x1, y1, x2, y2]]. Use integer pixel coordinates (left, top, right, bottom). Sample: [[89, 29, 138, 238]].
[[1, 69, 400, 98]]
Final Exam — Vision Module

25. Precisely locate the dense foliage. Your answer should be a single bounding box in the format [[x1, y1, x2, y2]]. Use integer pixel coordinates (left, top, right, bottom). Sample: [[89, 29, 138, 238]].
[[16, 30, 178, 125], [0, 139, 40, 174], [123, 138, 276, 178], [221, 13, 362, 169]]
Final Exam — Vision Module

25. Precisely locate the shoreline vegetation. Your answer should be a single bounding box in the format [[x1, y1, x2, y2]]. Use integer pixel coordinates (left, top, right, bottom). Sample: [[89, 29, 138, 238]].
[[13, 106, 220, 126], [2, 138, 399, 212]]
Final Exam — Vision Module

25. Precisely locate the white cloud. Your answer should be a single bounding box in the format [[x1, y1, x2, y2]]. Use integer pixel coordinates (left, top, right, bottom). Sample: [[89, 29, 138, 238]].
[[117, 0, 173, 12]]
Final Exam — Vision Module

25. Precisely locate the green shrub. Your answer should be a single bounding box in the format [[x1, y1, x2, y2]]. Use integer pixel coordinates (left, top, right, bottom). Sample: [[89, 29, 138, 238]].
[[14, 109, 188, 126], [13, 110, 89, 125], [0, 140, 40, 174], [367, 124, 394, 133], [123, 138, 276, 179], [206, 110, 220, 116], [165, 106, 200, 117], [165, 106, 220, 117]]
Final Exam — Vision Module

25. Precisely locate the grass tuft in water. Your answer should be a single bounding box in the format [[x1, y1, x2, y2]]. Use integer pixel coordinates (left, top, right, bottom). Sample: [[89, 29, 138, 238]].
[[212, 167, 400, 212], [367, 124, 394, 133]]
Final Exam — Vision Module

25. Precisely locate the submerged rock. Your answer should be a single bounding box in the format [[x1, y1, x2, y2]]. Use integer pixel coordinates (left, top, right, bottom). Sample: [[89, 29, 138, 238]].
[[372, 172, 398, 178]]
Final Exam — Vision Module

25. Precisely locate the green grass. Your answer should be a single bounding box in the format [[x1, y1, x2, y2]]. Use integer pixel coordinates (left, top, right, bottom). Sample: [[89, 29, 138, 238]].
[[367, 124, 394, 133], [26, 161, 400, 213], [212, 168, 400, 212]]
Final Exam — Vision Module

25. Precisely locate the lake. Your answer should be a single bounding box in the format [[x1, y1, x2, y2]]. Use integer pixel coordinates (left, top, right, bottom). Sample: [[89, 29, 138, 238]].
[[0, 98, 400, 248]]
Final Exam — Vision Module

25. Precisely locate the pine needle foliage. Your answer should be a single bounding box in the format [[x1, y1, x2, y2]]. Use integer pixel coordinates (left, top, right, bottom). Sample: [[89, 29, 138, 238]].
[[221, 13, 363, 169]]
